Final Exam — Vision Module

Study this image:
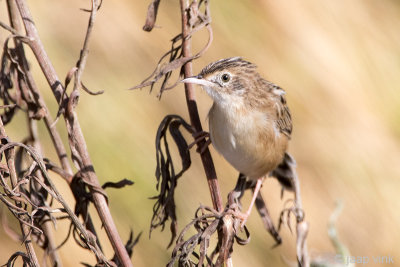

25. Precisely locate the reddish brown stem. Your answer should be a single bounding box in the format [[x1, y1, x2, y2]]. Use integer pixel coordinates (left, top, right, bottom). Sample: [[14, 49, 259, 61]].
[[179, 0, 223, 212], [14, 1, 132, 266]]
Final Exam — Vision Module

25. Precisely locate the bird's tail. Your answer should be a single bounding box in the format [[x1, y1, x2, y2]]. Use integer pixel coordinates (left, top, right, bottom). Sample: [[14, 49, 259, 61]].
[[270, 152, 297, 192]]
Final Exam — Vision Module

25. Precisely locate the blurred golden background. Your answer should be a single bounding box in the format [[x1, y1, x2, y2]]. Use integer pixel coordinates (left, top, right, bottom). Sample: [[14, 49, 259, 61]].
[[1, 0, 400, 266]]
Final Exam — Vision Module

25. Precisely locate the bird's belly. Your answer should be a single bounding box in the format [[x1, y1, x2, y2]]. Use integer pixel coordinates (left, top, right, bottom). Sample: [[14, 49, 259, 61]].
[[209, 108, 287, 180]]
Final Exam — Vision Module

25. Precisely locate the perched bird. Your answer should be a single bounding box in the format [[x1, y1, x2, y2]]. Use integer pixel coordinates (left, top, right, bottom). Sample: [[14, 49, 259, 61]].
[[182, 57, 295, 224]]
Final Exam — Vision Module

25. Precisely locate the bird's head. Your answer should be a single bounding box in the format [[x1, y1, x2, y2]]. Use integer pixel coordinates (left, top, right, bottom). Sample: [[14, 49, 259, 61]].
[[182, 57, 260, 105]]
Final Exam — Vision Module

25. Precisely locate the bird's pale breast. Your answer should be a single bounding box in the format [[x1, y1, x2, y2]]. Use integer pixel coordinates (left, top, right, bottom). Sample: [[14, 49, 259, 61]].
[[209, 102, 288, 180]]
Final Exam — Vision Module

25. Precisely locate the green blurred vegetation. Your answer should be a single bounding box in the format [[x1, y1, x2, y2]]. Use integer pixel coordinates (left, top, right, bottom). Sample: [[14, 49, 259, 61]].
[[1, 0, 400, 266]]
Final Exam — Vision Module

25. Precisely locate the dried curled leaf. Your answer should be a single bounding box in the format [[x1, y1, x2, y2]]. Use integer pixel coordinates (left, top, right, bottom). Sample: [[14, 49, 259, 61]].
[[151, 114, 194, 247], [0, 37, 22, 124], [6, 251, 31, 267], [130, 0, 213, 98], [111, 230, 142, 266], [143, 0, 161, 32], [102, 178, 134, 189], [82, 230, 141, 267]]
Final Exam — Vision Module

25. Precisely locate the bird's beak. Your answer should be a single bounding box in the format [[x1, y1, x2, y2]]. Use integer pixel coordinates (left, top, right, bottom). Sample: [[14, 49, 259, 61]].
[[181, 75, 214, 87]]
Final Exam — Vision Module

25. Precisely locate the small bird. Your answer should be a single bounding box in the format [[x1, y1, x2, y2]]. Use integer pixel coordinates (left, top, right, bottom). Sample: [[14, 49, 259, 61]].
[[182, 57, 294, 225]]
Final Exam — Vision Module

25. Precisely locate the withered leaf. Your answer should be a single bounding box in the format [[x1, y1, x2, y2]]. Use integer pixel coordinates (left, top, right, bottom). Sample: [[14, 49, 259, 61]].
[[151, 114, 194, 247], [102, 178, 134, 189], [143, 0, 161, 32]]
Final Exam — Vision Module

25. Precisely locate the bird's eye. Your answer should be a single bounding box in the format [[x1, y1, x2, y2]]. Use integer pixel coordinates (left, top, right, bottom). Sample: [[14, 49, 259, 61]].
[[221, 73, 231, 83]]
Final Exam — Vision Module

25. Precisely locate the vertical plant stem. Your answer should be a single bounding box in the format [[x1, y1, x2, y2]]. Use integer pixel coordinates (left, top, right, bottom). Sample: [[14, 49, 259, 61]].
[[179, 0, 223, 212], [14, 1, 132, 265], [293, 172, 310, 267]]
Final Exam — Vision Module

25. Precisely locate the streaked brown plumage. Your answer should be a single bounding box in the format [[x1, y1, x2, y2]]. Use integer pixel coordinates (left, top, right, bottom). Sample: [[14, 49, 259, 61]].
[[182, 57, 294, 224]]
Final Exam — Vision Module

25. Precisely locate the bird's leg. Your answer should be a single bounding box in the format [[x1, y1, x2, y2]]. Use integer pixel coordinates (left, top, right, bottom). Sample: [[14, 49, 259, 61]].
[[188, 131, 211, 154], [227, 173, 247, 217], [229, 173, 247, 204], [239, 177, 264, 228]]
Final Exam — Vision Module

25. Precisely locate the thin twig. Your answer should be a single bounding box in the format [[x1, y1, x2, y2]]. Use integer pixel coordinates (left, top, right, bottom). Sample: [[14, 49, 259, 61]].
[[72, 0, 99, 100], [0, 20, 20, 35]]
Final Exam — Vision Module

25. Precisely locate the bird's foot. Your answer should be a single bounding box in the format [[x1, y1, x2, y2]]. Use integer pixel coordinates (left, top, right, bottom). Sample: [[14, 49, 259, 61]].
[[278, 199, 305, 233], [228, 177, 264, 230], [238, 210, 250, 229], [226, 207, 248, 231]]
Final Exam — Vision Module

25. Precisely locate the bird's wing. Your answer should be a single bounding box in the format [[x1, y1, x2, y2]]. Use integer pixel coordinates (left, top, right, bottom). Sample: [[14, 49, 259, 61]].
[[276, 97, 292, 137], [271, 85, 292, 138]]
